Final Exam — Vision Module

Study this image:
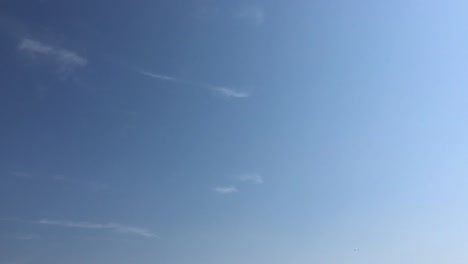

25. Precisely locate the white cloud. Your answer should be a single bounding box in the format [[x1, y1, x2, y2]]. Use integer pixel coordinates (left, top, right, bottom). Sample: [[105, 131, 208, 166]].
[[237, 5, 265, 26], [18, 38, 53, 54], [134, 68, 249, 99], [18, 38, 88, 70], [138, 70, 176, 81], [214, 185, 238, 194], [36, 219, 156, 238], [238, 173, 263, 184], [212, 87, 249, 98], [55, 49, 88, 68]]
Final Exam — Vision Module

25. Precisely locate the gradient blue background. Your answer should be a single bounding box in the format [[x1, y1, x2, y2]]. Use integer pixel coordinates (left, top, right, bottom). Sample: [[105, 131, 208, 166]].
[[1, 0, 468, 263]]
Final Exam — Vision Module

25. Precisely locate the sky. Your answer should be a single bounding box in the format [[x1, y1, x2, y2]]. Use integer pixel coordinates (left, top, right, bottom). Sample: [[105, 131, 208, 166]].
[[1, 0, 468, 263]]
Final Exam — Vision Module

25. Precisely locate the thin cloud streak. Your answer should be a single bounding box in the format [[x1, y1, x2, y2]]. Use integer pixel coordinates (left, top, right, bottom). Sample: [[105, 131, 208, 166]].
[[197, 4, 264, 26], [212, 87, 249, 98], [139, 70, 176, 81], [134, 68, 249, 99], [238, 174, 263, 184], [0, 217, 155, 238], [18, 38, 88, 69], [214, 186, 238, 194], [38, 219, 155, 238]]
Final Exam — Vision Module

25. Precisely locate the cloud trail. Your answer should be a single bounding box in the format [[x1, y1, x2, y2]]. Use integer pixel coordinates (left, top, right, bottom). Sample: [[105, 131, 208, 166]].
[[134, 67, 249, 99], [214, 186, 238, 194], [238, 173, 263, 184], [37, 219, 155, 238], [0, 217, 155, 238], [212, 87, 249, 98], [18, 38, 88, 70]]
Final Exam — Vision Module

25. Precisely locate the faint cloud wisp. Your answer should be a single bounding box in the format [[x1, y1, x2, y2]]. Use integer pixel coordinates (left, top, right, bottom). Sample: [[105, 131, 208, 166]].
[[133, 67, 249, 99], [138, 70, 176, 81], [0, 217, 155, 238], [38, 219, 156, 238], [198, 4, 265, 26], [212, 87, 249, 98], [238, 173, 263, 184], [214, 186, 238, 194], [18, 38, 88, 71]]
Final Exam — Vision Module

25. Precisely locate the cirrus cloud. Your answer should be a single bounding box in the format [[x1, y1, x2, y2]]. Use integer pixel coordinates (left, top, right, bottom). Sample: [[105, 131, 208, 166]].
[[238, 173, 263, 184], [37, 219, 155, 238], [133, 67, 249, 99], [0, 217, 156, 238], [18, 38, 88, 72], [214, 186, 238, 194]]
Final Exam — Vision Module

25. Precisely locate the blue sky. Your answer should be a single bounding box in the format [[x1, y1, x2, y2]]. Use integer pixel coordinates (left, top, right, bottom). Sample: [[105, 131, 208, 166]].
[[1, 0, 468, 263]]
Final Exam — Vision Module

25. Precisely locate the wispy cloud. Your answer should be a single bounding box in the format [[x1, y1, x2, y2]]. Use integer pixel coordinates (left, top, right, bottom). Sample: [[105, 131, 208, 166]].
[[18, 38, 53, 54], [214, 185, 238, 194], [18, 38, 88, 71], [238, 173, 263, 184], [236, 5, 265, 26], [1, 218, 155, 238], [138, 70, 176, 81], [212, 87, 249, 98], [37, 219, 155, 238], [133, 67, 249, 99], [197, 4, 265, 26]]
